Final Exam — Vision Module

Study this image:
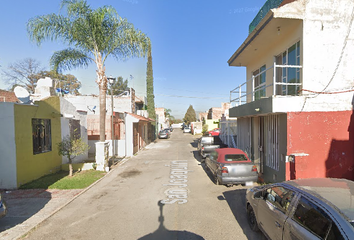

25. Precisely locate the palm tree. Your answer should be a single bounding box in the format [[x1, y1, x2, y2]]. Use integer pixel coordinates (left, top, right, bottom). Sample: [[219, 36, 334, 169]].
[[27, 0, 150, 141]]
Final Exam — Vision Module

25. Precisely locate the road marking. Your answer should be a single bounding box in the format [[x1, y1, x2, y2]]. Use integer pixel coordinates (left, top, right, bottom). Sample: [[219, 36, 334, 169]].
[[161, 160, 191, 205]]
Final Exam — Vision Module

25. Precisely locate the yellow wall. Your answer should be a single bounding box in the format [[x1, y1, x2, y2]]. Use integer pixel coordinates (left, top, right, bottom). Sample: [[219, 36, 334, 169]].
[[14, 97, 62, 187], [205, 119, 219, 131]]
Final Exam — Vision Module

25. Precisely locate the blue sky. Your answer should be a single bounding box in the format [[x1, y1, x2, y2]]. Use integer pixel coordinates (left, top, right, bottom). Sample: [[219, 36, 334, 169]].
[[0, 0, 265, 119]]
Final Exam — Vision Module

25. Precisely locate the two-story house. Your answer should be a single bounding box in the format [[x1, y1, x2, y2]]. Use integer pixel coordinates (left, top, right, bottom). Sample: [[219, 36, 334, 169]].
[[228, 0, 354, 183]]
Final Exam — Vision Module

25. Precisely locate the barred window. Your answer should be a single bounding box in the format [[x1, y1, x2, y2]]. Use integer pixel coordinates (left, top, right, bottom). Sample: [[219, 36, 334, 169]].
[[32, 119, 52, 154]]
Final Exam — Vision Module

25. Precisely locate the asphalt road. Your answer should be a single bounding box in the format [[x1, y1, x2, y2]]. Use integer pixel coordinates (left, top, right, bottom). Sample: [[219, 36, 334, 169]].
[[22, 129, 264, 240]]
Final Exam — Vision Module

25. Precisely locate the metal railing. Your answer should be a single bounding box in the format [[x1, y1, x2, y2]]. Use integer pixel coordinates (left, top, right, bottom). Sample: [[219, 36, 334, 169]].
[[230, 64, 302, 106], [249, 0, 283, 33]]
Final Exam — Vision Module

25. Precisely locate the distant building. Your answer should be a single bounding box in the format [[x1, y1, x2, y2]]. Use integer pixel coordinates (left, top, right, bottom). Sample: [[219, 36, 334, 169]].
[[0, 89, 19, 103]]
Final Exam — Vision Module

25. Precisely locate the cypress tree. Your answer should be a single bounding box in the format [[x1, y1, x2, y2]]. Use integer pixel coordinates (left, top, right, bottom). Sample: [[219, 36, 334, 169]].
[[183, 105, 197, 125], [146, 46, 156, 124]]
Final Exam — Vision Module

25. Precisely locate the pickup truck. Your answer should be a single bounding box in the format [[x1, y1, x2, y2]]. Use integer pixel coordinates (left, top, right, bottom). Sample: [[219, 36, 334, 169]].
[[198, 136, 228, 159], [205, 148, 258, 186]]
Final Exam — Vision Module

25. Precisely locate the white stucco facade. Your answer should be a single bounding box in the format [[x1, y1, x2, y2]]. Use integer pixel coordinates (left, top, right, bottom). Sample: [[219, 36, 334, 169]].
[[0, 103, 17, 189], [59, 98, 89, 164], [229, 0, 354, 113]]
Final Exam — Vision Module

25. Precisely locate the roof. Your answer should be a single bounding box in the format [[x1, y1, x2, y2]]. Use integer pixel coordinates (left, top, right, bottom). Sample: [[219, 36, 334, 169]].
[[215, 148, 251, 163], [286, 178, 354, 221], [0, 89, 20, 103], [127, 112, 155, 122]]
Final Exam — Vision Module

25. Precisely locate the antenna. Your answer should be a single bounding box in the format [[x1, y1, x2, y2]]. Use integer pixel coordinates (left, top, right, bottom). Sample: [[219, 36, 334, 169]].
[[14, 86, 30, 104]]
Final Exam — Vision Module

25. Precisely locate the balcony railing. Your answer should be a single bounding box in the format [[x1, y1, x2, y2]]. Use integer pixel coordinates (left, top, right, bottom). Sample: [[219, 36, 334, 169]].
[[249, 0, 283, 33], [230, 64, 302, 106]]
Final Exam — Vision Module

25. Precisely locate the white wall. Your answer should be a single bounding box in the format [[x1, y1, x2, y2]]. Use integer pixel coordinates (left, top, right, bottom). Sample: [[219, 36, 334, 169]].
[[125, 113, 139, 157], [60, 98, 89, 163], [64, 94, 132, 116], [0, 103, 18, 189], [244, 0, 354, 112]]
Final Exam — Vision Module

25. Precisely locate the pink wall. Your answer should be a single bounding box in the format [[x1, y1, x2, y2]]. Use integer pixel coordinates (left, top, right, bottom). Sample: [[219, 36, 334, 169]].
[[287, 111, 354, 180]]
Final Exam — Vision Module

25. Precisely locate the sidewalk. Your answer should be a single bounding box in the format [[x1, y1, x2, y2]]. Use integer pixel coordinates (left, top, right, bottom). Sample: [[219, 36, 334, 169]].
[[0, 156, 128, 240], [0, 189, 83, 240]]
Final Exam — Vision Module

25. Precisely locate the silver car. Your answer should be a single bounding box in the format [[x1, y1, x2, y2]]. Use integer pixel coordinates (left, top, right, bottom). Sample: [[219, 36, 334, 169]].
[[205, 148, 258, 186], [246, 178, 354, 240], [0, 192, 7, 219]]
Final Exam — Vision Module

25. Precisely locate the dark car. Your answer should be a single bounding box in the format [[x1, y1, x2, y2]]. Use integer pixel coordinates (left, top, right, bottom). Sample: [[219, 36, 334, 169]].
[[158, 129, 170, 139], [246, 178, 354, 240], [0, 192, 7, 219]]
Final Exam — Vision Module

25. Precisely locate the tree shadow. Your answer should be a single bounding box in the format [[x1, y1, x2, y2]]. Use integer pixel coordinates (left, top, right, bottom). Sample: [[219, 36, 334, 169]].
[[218, 189, 266, 240], [0, 189, 51, 233], [138, 200, 204, 240]]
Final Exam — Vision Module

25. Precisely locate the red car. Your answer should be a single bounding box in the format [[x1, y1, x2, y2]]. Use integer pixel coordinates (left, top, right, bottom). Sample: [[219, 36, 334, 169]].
[[208, 128, 220, 136]]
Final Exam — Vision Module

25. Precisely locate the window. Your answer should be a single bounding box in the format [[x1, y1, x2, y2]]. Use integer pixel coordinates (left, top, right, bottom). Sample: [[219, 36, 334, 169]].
[[265, 186, 295, 213], [32, 118, 52, 154], [293, 197, 344, 240], [253, 65, 266, 100], [210, 151, 218, 161], [224, 154, 248, 162], [276, 41, 301, 96]]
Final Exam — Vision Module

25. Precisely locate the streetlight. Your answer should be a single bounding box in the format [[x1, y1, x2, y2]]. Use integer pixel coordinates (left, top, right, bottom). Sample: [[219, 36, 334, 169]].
[[107, 75, 116, 158]]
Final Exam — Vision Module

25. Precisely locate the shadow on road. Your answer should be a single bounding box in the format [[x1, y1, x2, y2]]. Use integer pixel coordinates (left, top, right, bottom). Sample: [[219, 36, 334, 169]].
[[190, 139, 198, 148], [218, 189, 266, 240], [0, 190, 51, 233], [138, 200, 204, 240]]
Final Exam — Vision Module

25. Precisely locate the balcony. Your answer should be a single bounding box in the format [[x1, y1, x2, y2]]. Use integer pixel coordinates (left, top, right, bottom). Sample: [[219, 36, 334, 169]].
[[249, 0, 284, 34], [230, 63, 302, 107]]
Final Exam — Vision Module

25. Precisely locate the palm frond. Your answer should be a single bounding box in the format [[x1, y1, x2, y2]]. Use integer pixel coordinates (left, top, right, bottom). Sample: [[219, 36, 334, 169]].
[[50, 48, 92, 73]]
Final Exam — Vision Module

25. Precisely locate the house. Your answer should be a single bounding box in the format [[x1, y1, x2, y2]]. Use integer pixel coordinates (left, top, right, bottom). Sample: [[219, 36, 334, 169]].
[[0, 89, 20, 103], [64, 88, 154, 158], [207, 102, 230, 120], [155, 107, 169, 131], [228, 0, 354, 183], [0, 96, 62, 189]]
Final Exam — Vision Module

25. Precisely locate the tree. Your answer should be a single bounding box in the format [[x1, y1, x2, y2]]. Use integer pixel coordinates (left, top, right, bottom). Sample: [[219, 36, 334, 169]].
[[2, 58, 44, 93], [146, 47, 156, 123], [165, 108, 175, 123], [183, 105, 197, 125], [27, 0, 150, 142], [57, 135, 89, 177], [107, 76, 129, 95], [34, 70, 82, 95]]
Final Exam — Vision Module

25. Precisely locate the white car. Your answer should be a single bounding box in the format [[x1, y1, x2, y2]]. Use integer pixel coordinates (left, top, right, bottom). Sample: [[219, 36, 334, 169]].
[[183, 127, 191, 133]]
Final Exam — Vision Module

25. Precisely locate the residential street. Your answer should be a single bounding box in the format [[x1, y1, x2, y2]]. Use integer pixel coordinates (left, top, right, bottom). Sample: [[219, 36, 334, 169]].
[[21, 129, 264, 240]]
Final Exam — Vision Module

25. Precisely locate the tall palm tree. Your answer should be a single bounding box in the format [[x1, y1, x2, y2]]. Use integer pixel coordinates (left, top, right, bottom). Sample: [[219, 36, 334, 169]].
[[27, 0, 150, 141]]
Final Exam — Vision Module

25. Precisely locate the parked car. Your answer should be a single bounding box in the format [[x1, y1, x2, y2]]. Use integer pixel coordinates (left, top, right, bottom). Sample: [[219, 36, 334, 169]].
[[183, 126, 191, 133], [208, 128, 220, 136], [163, 128, 172, 134], [205, 148, 258, 186], [198, 135, 228, 159], [246, 178, 354, 240], [0, 192, 7, 219], [158, 129, 170, 139]]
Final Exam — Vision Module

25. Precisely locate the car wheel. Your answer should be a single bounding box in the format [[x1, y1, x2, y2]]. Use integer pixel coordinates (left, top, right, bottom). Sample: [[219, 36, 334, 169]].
[[247, 205, 259, 232]]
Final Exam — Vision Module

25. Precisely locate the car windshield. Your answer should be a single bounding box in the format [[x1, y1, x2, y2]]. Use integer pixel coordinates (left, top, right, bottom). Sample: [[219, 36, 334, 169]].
[[224, 154, 248, 162]]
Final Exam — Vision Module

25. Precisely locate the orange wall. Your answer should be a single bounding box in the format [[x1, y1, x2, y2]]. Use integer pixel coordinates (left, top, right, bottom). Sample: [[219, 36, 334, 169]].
[[287, 111, 354, 180]]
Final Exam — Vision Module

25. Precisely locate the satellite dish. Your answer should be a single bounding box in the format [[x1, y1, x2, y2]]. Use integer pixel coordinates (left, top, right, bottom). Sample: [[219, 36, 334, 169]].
[[14, 86, 30, 104]]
